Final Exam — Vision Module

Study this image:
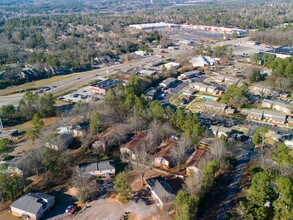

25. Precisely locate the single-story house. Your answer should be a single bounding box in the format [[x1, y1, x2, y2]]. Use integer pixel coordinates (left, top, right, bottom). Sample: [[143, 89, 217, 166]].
[[79, 160, 115, 177], [209, 126, 232, 138], [10, 193, 55, 220], [186, 147, 207, 175], [159, 78, 177, 88], [145, 176, 176, 208], [120, 132, 146, 160], [153, 141, 177, 168], [45, 133, 73, 151]]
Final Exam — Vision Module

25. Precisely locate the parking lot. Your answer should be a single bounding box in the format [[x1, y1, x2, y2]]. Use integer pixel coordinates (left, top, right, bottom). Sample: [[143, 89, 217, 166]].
[[227, 42, 269, 56], [58, 86, 100, 103], [160, 28, 226, 42]]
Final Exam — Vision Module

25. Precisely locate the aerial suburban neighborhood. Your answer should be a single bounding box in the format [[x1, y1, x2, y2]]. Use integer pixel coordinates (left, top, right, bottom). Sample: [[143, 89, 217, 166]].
[[0, 0, 292, 220]]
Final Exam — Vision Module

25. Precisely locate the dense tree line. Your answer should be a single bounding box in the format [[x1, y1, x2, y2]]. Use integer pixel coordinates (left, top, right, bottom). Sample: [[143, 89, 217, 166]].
[[251, 26, 293, 47], [262, 55, 293, 90], [0, 91, 55, 124]]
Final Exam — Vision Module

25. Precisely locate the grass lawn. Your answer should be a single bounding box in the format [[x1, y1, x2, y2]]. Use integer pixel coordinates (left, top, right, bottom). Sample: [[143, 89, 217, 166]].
[[170, 94, 184, 106], [10, 116, 61, 132], [187, 99, 205, 110], [0, 72, 90, 96], [231, 126, 249, 135]]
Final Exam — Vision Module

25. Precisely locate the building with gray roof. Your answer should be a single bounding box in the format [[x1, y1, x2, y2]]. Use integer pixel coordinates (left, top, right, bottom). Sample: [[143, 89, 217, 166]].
[[79, 160, 115, 177], [145, 176, 176, 208], [263, 110, 287, 124], [10, 193, 55, 220]]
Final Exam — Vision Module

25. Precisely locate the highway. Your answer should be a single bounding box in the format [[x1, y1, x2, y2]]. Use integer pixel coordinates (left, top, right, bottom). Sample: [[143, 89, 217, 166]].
[[0, 56, 157, 107]]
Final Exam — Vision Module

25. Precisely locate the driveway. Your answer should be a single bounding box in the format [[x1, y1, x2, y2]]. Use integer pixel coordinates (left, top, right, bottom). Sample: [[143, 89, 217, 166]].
[[75, 199, 158, 220]]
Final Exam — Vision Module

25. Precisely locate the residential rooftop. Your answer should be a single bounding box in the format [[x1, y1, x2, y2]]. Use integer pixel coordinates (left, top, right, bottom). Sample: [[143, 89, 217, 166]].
[[11, 193, 54, 215]]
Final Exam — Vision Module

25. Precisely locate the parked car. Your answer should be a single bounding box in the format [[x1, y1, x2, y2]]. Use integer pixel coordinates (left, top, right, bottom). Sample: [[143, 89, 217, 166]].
[[65, 204, 73, 213], [68, 205, 77, 215]]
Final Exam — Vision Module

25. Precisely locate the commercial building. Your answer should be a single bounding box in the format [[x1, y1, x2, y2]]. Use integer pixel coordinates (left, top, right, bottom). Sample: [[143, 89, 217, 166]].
[[181, 24, 246, 35], [11, 193, 55, 220], [90, 79, 123, 95], [129, 22, 176, 30]]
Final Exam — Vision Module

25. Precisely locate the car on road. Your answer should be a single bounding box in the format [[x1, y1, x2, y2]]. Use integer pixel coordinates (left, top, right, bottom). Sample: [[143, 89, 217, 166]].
[[75, 77, 80, 80], [68, 204, 77, 215]]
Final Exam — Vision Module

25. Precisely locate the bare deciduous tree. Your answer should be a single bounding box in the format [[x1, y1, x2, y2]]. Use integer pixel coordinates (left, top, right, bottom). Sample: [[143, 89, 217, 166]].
[[172, 137, 192, 172], [71, 167, 97, 201], [133, 145, 153, 186]]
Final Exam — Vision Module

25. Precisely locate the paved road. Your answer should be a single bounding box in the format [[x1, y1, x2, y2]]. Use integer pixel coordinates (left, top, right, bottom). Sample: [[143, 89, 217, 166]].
[[0, 56, 157, 107]]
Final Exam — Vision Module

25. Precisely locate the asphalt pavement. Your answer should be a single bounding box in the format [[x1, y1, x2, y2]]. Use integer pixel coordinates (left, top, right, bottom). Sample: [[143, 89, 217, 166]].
[[0, 56, 157, 107]]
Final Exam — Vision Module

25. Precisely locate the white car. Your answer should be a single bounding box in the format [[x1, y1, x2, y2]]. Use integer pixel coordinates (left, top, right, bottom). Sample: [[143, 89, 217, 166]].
[[65, 205, 73, 213]]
